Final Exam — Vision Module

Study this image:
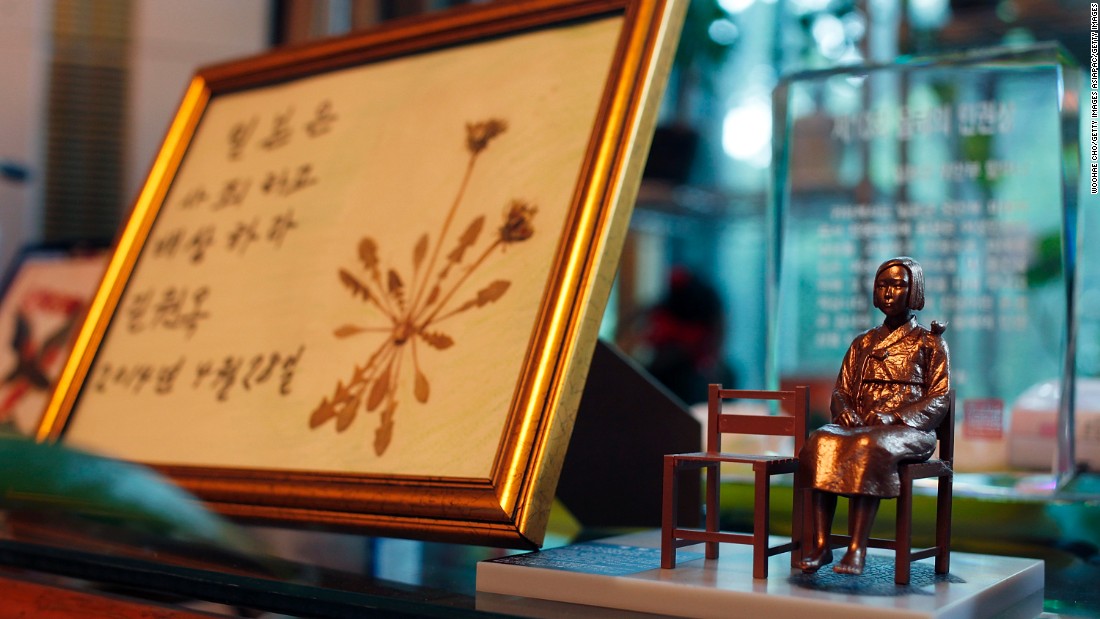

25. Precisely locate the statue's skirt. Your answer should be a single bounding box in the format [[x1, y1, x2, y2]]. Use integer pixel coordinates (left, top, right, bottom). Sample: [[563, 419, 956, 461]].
[[799, 423, 937, 498]]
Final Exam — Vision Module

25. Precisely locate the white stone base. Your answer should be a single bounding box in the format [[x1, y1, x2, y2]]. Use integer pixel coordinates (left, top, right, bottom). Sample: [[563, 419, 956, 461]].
[[476, 531, 1043, 619]]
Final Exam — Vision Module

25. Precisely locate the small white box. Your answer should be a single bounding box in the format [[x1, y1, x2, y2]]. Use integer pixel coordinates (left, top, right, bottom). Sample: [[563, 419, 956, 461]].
[[1008, 378, 1100, 470]]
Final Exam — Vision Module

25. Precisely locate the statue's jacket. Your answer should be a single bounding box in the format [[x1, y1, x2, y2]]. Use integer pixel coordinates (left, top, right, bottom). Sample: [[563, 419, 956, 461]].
[[799, 317, 951, 498]]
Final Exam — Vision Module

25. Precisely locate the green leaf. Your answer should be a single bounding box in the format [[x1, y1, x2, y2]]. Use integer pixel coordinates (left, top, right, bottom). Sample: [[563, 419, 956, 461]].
[[0, 437, 261, 556]]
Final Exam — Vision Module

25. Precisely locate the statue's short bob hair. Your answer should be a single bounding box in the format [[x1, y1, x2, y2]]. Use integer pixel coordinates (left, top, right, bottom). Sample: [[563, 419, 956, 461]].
[[875, 256, 925, 311]]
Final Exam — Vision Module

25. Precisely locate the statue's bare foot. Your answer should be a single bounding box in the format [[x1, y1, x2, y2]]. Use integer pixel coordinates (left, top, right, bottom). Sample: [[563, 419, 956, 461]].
[[833, 548, 866, 575], [798, 547, 833, 573]]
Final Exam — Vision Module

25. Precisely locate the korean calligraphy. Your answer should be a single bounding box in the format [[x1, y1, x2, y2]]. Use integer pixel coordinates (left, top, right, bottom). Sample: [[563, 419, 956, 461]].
[[174, 164, 319, 214], [126, 286, 210, 338], [152, 210, 299, 263], [92, 346, 305, 401], [101, 99, 336, 408], [227, 100, 338, 160]]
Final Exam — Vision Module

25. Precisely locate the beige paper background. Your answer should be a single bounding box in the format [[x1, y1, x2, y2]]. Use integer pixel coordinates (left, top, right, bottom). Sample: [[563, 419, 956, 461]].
[[63, 16, 622, 479]]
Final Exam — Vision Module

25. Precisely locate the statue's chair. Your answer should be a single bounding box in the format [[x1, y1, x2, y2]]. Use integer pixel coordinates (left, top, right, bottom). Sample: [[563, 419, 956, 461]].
[[661, 385, 809, 579], [824, 389, 955, 585]]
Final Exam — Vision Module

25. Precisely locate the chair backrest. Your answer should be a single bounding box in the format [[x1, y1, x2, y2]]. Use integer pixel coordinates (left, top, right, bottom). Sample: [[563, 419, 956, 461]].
[[935, 389, 956, 464], [706, 384, 809, 457]]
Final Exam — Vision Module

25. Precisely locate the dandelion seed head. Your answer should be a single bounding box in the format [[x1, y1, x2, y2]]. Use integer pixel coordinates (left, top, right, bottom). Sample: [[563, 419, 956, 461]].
[[466, 119, 508, 154], [500, 200, 537, 243]]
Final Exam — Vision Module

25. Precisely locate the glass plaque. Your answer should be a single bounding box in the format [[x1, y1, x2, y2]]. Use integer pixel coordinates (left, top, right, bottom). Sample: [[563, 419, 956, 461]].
[[771, 44, 1083, 484]]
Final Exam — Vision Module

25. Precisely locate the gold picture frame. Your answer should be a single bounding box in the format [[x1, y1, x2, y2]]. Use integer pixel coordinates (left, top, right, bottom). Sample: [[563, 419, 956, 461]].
[[38, 0, 685, 548]]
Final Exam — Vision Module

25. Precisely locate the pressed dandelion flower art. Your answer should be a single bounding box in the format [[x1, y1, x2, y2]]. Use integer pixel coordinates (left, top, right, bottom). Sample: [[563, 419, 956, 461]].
[[309, 119, 537, 456], [39, 0, 686, 548]]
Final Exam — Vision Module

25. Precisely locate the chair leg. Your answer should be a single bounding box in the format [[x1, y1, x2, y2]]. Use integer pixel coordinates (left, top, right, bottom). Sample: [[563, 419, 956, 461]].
[[895, 479, 913, 585], [936, 473, 952, 575], [790, 473, 804, 568], [661, 456, 676, 569], [705, 463, 720, 560], [753, 468, 770, 579], [803, 487, 818, 560]]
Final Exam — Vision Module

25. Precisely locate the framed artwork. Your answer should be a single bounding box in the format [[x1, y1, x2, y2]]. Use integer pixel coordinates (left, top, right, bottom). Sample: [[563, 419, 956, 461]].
[[38, 0, 686, 547], [0, 245, 107, 436]]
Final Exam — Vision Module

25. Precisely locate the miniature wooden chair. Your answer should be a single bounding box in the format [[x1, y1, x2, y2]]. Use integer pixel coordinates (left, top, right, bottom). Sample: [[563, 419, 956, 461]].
[[661, 384, 809, 579], [825, 389, 955, 585]]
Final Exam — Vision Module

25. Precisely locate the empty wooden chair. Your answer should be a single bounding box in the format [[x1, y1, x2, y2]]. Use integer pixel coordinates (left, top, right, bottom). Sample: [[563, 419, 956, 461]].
[[661, 384, 809, 579]]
